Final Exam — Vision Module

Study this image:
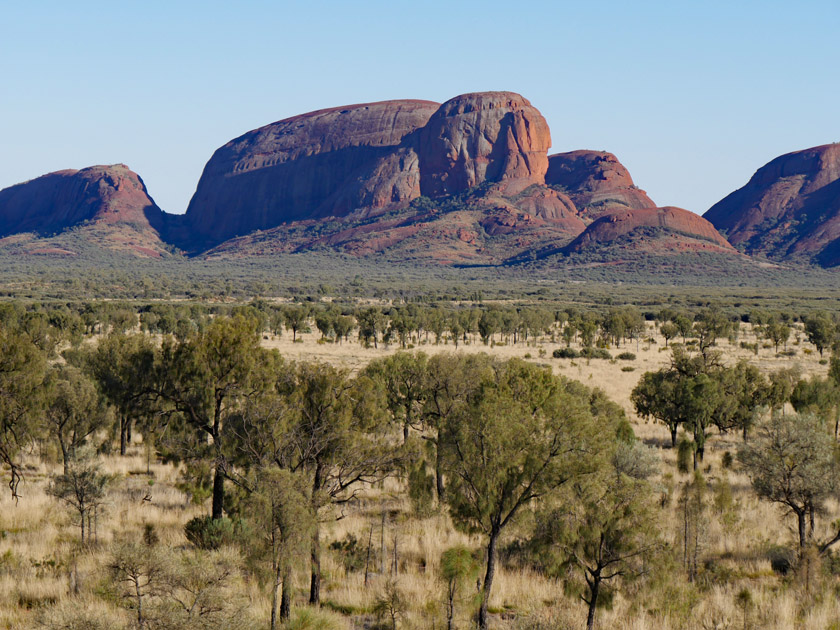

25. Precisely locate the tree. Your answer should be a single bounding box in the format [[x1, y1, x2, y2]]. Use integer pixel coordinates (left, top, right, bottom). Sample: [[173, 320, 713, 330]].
[[48, 452, 110, 544], [660, 322, 678, 347], [0, 327, 47, 497], [804, 312, 835, 357], [442, 359, 611, 630], [364, 352, 428, 443], [80, 333, 157, 456], [765, 319, 791, 353], [714, 360, 769, 441], [269, 362, 398, 605], [44, 366, 109, 474], [440, 546, 479, 630], [738, 413, 839, 550], [110, 540, 166, 628], [422, 353, 492, 502], [332, 314, 355, 344], [283, 304, 311, 342], [249, 468, 314, 629], [632, 370, 682, 447], [156, 315, 280, 520], [357, 307, 386, 348], [536, 458, 662, 630]]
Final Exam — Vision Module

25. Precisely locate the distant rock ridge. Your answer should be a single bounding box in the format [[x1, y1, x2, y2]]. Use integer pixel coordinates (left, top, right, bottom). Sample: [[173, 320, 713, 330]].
[[0, 90, 745, 267], [704, 143, 840, 265]]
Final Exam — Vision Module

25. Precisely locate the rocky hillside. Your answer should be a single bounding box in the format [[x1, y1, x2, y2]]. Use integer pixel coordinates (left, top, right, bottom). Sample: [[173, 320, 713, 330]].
[[704, 143, 840, 265], [0, 165, 170, 257]]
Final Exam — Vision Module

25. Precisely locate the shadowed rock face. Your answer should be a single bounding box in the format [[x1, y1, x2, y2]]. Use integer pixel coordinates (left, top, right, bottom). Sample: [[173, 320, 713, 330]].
[[418, 92, 551, 197], [704, 143, 840, 264], [545, 150, 655, 218], [0, 164, 163, 236], [565, 207, 734, 253], [183, 100, 440, 247]]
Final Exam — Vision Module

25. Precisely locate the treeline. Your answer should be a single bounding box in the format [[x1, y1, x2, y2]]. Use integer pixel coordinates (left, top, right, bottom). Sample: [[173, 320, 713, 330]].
[[1, 297, 833, 358]]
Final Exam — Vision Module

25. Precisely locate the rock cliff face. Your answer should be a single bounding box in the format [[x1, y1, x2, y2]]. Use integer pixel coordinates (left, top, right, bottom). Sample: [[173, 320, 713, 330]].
[[704, 143, 840, 264], [0, 164, 163, 236], [183, 100, 440, 246], [565, 207, 734, 254], [545, 150, 655, 218], [417, 92, 551, 197]]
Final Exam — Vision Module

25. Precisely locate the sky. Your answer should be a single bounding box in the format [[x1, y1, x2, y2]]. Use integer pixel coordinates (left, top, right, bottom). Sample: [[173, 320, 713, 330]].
[[1, 0, 838, 216]]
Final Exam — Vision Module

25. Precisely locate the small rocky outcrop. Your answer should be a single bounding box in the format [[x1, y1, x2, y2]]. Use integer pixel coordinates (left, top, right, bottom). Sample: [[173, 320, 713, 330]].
[[565, 207, 734, 253]]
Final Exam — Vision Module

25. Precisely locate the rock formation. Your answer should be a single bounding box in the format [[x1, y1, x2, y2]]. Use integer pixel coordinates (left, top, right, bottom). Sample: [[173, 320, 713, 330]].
[[417, 92, 551, 197], [565, 207, 734, 254], [0, 164, 163, 236], [183, 100, 440, 247], [704, 143, 840, 264], [0, 164, 170, 257], [545, 150, 655, 219]]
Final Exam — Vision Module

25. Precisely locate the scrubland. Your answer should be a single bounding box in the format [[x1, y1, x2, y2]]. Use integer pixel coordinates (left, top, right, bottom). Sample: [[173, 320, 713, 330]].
[[2, 317, 839, 630]]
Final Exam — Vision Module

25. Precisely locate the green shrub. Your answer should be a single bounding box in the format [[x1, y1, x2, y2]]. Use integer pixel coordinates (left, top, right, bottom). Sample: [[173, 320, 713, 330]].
[[616, 352, 636, 361], [183, 516, 243, 550], [553, 348, 579, 359], [580, 347, 612, 360], [621, 366, 635, 372], [329, 533, 367, 573]]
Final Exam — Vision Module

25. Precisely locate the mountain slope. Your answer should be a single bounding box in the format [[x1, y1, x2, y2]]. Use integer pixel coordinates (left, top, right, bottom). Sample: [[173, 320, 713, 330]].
[[704, 143, 840, 265]]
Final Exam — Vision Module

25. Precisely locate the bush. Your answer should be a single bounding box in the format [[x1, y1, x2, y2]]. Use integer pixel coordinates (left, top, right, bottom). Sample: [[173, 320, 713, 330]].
[[553, 347, 579, 359], [616, 352, 636, 361], [677, 439, 693, 474], [580, 347, 612, 360], [621, 366, 635, 372], [329, 533, 367, 573], [767, 545, 796, 576], [183, 516, 243, 550]]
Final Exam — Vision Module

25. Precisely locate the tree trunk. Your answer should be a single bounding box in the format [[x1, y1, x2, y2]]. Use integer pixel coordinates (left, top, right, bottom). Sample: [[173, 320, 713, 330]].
[[798, 509, 807, 549], [60, 439, 70, 475], [280, 565, 292, 620], [478, 530, 499, 630], [271, 560, 282, 630], [670, 426, 678, 448], [135, 579, 144, 628], [211, 466, 225, 520], [309, 526, 321, 605], [586, 575, 600, 630], [435, 444, 446, 504], [120, 416, 128, 456]]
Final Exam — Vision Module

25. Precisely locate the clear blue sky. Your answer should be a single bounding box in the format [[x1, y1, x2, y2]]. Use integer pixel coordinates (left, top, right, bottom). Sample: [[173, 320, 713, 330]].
[[2, 1, 838, 215]]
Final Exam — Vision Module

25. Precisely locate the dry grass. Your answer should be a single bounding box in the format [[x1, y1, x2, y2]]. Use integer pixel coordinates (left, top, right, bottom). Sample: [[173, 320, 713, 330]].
[[1, 321, 837, 629]]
